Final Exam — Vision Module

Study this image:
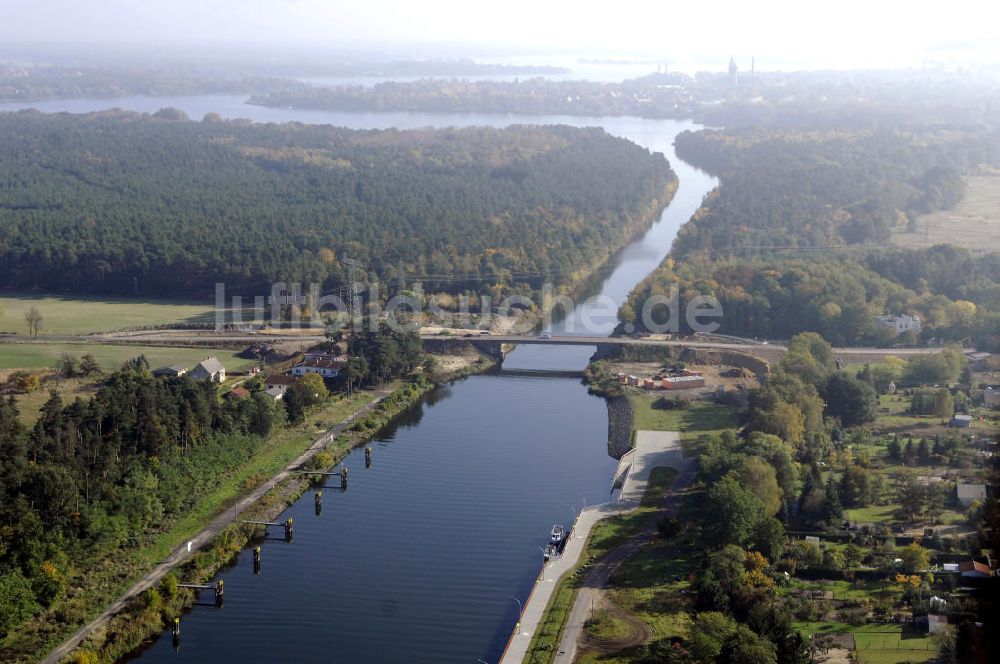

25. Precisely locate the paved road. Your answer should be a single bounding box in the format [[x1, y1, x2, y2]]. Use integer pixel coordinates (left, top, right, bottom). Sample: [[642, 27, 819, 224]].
[[423, 333, 942, 356], [3, 330, 947, 364], [41, 390, 391, 664], [499, 431, 692, 664]]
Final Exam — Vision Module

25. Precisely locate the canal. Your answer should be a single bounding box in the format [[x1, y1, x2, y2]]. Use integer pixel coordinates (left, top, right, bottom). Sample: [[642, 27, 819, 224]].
[[2, 96, 716, 662]]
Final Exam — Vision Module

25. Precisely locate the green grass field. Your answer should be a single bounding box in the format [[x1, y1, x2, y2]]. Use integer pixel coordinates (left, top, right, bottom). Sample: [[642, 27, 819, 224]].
[[892, 174, 1000, 253], [794, 622, 937, 664], [628, 395, 738, 439], [784, 579, 900, 602], [0, 342, 248, 372], [845, 504, 902, 524], [0, 292, 217, 335]]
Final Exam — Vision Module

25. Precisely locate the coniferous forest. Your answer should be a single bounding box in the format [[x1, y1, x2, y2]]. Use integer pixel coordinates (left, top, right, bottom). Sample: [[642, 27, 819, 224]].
[[0, 110, 675, 297]]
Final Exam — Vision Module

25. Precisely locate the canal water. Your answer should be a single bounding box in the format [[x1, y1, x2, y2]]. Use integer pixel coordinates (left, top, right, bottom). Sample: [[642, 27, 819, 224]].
[[2, 96, 716, 662]]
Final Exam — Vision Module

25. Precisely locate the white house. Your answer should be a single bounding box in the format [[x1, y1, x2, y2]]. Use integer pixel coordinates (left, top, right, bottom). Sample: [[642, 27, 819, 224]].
[[189, 357, 226, 383], [264, 386, 287, 400], [874, 314, 922, 335], [957, 483, 987, 506], [291, 353, 347, 378]]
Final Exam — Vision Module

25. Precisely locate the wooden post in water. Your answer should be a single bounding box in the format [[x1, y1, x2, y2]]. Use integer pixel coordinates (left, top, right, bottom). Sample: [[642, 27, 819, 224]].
[[314, 490, 323, 516], [365, 446, 372, 468], [253, 546, 262, 575], [214, 580, 225, 608], [340, 466, 349, 491], [284, 517, 294, 542], [172, 617, 180, 641]]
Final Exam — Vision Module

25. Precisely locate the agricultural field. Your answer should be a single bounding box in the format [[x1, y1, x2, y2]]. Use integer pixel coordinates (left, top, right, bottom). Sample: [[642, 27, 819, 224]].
[[0, 292, 217, 335], [892, 174, 1000, 253]]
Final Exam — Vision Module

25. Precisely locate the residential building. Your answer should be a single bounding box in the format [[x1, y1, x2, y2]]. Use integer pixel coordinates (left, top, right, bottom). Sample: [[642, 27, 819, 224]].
[[957, 483, 987, 506], [874, 314, 922, 335], [152, 364, 187, 378], [949, 414, 973, 428], [965, 351, 993, 370], [226, 386, 250, 400], [957, 560, 992, 578], [291, 353, 347, 378], [264, 386, 287, 400], [189, 357, 226, 383], [265, 374, 297, 391]]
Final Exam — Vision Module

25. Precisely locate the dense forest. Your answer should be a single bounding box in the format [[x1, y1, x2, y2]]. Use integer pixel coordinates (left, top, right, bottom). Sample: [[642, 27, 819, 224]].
[[0, 365, 280, 637], [620, 249, 1000, 350], [672, 128, 999, 254], [0, 110, 675, 298]]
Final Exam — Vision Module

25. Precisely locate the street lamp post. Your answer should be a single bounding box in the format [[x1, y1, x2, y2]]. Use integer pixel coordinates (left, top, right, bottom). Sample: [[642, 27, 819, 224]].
[[510, 596, 523, 631]]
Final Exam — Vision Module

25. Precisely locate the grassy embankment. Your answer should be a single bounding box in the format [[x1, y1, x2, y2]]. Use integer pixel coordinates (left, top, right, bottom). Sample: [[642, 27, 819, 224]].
[[524, 467, 679, 664], [529, 367, 745, 663]]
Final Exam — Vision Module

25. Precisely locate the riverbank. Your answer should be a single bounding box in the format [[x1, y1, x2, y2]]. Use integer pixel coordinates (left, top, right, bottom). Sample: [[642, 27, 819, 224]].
[[503, 431, 690, 664], [37, 376, 442, 664]]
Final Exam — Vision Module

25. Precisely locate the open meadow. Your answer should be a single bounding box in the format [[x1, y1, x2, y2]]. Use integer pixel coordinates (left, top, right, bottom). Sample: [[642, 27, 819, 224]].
[[0, 292, 217, 335], [0, 342, 248, 372], [892, 174, 1000, 253]]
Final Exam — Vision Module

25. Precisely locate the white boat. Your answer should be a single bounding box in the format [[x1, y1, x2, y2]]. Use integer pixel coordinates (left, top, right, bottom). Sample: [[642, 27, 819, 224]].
[[550, 524, 565, 544]]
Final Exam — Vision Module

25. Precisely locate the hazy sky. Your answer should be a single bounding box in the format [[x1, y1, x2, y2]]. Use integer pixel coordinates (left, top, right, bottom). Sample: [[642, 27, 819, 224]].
[[3, 0, 999, 70]]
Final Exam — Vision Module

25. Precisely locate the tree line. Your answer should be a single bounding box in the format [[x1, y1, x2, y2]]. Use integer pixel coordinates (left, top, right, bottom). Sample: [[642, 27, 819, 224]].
[[620, 250, 1000, 350]]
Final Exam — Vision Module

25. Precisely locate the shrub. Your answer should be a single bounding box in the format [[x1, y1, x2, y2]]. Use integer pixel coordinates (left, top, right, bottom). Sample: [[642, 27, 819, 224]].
[[161, 574, 179, 599], [144, 587, 162, 610], [0, 570, 39, 635], [652, 395, 692, 410]]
